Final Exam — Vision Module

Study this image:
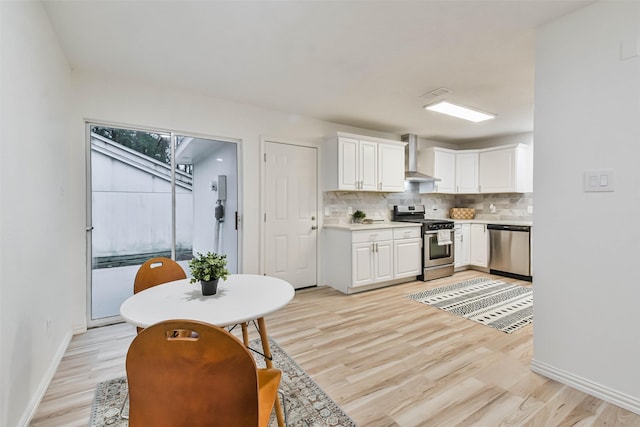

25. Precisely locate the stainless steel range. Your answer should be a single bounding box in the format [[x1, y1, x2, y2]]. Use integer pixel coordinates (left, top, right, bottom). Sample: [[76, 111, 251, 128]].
[[393, 205, 455, 281]]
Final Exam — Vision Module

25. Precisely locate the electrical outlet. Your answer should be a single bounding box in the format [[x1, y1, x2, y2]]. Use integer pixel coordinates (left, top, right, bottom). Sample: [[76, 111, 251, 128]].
[[527, 205, 533, 214], [347, 207, 353, 215]]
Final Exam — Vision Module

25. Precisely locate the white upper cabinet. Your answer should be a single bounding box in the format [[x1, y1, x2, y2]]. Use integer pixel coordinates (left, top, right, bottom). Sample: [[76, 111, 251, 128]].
[[359, 140, 378, 191], [419, 144, 531, 194], [325, 132, 406, 192], [455, 151, 479, 193], [478, 144, 532, 193], [337, 137, 359, 190], [377, 143, 406, 192], [420, 147, 456, 193]]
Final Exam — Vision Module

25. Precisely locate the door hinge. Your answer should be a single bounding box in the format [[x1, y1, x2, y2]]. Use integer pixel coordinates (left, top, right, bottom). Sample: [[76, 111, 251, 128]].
[[264, 213, 267, 222]]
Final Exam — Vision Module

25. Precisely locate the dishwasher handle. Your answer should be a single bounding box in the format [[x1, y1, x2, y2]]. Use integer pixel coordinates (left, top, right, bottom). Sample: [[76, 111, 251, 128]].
[[487, 224, 531, 232]]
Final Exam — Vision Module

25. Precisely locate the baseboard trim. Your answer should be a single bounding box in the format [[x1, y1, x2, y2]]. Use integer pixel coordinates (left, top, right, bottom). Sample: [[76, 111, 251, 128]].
[[19, 330, 73, 427], [531, 359, 640, 415]]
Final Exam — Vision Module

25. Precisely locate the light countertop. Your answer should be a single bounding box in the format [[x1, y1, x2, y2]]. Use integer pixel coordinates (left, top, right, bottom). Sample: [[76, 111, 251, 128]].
[[323, 222, 421, 231], [324, 219, 532, 230], [453, 219, 533, 227]]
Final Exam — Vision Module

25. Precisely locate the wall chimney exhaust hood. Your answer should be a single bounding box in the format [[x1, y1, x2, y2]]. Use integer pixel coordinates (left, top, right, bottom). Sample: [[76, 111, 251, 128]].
[[401, 134, 440, 182]]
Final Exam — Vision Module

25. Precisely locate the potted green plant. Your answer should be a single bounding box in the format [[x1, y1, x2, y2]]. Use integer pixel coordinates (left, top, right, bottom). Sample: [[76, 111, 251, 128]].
[[352, 210, 366, 223], [188, 252, 230, 296]]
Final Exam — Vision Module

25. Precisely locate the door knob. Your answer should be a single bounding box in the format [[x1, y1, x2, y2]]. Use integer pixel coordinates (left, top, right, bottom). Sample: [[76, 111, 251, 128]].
[[311, 225, 317, 230], [311, 216, 316, 220]]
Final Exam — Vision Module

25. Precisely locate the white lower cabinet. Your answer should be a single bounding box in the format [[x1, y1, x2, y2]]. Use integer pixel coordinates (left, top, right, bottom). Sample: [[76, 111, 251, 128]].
[[352, 239, 393, 287], [324, 226, 421, 294], [470, 223, 488, 267], [393, 236, 422, 279], [454, 223, 471, 268]]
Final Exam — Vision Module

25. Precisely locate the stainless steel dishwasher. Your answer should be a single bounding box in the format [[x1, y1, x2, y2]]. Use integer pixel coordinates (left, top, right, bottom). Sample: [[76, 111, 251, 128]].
[[487, 224, 532, 281]]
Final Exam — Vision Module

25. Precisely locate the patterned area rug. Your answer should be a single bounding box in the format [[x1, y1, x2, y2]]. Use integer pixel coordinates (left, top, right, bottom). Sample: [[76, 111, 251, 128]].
[[89, 337, 357, 427], [406, 277, 533, 333]]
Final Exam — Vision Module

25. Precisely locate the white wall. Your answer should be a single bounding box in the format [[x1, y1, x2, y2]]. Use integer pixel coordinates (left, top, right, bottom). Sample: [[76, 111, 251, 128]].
[[91, 149, 193, 257], [0, 2, 76, 426], [533, 1, 640, 412], [192, 141, 239, 272]]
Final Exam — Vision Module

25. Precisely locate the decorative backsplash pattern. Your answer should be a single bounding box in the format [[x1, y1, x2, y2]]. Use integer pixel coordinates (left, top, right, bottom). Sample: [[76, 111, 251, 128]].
[[323, 184, 533, 224]]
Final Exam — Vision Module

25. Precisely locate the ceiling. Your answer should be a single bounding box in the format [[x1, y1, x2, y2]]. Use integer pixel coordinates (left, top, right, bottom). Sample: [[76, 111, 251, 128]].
[[42, 0, 592, 143]]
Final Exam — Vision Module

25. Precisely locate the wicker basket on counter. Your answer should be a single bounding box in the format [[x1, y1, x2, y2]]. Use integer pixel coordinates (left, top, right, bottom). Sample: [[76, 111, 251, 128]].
[[449, 208, 475, 219]]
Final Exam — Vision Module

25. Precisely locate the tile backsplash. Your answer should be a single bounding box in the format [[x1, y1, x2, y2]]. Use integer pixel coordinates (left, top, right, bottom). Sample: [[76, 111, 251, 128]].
[[323, 184, 533, 224], [455, 193, 533, 221]]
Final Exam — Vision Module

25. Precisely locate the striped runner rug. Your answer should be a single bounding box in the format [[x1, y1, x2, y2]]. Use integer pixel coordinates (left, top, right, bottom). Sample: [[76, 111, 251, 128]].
[[406, 277, 533, 333]]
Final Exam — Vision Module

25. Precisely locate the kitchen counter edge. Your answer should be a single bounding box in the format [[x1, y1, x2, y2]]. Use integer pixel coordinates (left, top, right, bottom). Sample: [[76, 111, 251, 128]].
[[453, 219, 533, 226], [323, 222, 421, 231]]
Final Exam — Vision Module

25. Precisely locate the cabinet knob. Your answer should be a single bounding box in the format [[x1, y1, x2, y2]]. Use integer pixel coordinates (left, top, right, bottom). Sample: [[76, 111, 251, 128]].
[[311, 225, 317, 230]]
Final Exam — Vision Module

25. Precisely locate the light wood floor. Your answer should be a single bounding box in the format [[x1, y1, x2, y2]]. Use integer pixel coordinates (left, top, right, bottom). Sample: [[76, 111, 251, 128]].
[[31, 271, 640, 426]]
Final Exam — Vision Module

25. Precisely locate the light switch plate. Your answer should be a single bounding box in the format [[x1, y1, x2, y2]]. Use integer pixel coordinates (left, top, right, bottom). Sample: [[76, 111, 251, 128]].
[[583, 169, 614, 192], [621, 34, 640, 60]]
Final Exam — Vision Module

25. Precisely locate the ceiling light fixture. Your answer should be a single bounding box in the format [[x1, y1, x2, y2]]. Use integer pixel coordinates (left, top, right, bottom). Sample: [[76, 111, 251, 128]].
[[424, 101, 496, 123]]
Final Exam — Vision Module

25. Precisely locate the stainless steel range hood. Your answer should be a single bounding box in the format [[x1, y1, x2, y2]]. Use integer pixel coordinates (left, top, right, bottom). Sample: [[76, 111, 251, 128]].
[[401, 134, 440, 182]]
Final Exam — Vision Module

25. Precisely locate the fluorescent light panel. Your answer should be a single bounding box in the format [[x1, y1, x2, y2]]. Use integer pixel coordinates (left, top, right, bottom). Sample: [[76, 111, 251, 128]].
[[425, 101, 495, 123]]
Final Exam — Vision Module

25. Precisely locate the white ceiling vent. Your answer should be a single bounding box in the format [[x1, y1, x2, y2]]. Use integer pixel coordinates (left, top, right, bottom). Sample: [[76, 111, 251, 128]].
[[420, 87, 451, 98]]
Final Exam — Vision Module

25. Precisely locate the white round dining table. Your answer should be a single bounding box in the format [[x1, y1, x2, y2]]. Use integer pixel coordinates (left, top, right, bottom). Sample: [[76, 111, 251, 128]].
[[120, 274, 294, 328]]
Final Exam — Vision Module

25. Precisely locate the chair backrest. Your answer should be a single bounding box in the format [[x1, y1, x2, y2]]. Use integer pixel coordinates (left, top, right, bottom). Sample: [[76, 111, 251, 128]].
[[126, 320, 261, 427], [133, 257, 186, 294]]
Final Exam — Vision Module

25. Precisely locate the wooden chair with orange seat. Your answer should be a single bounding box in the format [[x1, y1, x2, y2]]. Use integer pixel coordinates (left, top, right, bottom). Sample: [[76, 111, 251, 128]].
[[125, 319, 282, 427], [133, 257, 187, 334]]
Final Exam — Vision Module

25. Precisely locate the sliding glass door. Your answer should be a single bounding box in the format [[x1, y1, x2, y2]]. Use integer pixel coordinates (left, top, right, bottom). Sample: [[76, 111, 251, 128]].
[[87, 124, 238, 326]]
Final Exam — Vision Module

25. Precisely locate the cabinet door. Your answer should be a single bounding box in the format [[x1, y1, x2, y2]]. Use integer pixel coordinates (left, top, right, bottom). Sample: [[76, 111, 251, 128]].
[[378, 143, 405, 192], [374, 240, 394, 282], [456, 152, 479, 193], [428, 149, 456, 193], [394, 238, 422, 278], [338, 137, 359, 190], [359, 140, 378, 191], [352, 242, 374, 287], [460, 224, 471, 265], [470, 223, 488, 267], [454, 226, 463, 267], [479, 148, 515, 193], [455, 224, 471, 267]]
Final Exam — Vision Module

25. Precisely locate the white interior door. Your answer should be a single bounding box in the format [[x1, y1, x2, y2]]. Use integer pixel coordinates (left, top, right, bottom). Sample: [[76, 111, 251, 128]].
[[264, 141, 318, 289]]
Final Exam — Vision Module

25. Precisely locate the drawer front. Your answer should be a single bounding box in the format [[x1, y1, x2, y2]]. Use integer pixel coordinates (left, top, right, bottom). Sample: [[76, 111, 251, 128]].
[[393, 227, 421, 240], [352, 229, 393, 243]]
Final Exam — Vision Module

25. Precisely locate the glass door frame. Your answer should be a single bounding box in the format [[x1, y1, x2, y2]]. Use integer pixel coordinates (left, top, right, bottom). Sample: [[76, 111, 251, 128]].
[[85, 121, 242, 328]]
